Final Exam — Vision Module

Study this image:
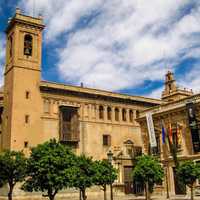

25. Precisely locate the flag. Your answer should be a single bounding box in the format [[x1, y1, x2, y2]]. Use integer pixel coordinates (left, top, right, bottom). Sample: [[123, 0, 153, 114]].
[[161, 121, 166, 144], [168, 123, 173, 144], [146, 113, 157, 148], [176, 123, 182, 146]]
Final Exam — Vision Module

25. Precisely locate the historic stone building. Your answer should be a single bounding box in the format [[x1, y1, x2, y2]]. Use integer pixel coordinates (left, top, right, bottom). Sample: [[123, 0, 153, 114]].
[[137, 71, 200, 198], [1, 8, 200, 199], [0, 9, 161, 198]]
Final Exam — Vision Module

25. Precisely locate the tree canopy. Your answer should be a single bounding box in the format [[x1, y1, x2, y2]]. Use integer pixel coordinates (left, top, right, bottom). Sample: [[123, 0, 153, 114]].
[[71, 154, 96, 200], [93, 160, 117, 188], [93, 160, 117, 200], [22, 139, 76, 200], [132, 155, 164, 200], [0, 150, 27, 200], [177, 161, 200, 200]]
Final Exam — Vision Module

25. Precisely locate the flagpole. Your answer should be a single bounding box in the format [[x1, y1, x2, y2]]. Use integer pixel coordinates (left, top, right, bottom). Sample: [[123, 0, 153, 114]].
[[164, 163, 169, 199], [161, 119, 170, 199]]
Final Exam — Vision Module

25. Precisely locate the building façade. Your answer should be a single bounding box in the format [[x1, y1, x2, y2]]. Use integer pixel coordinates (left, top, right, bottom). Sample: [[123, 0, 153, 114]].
[[1, 8, 200, 199], [0, 8, 161, 198]]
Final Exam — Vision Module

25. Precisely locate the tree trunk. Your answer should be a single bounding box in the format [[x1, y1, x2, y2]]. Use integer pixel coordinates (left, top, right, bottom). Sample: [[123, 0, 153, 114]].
[[79, 189, 82, 200], [103, 185, 107, 200], [49, 195, 54, 200], [191, 185, 194, 200], [47, 189, 57, 200], [8, 184, 14, 200], [82, 189, 87, 200], [145, 182, 150, 200]]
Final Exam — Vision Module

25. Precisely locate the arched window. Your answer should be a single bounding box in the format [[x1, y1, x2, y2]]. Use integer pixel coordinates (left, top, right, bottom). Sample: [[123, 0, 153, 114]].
[[99, 105, 104, 119], [107, 107, 112, 120], [115, 108, 119, 121], [122, 108, 126, 121], [24, 34, 33, 56], [129, 110, 133, 122]]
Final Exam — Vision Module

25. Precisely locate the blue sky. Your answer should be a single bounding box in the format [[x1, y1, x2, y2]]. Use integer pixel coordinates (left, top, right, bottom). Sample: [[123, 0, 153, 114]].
[[0, 0, 200, 98]]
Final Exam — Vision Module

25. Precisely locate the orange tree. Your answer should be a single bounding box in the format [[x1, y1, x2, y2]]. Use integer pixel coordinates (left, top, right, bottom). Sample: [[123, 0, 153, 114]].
[[93, 160, 117, 200], [177, 161, 200, 200], [22, 139, 76, 200], [0, 150, 27, 200], [132, 155, 164, 200]]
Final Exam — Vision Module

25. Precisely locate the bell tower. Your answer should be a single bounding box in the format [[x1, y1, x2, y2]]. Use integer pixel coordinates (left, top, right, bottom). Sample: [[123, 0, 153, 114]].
[[161, 71, 193, 102], [2, 8, 45, 150]]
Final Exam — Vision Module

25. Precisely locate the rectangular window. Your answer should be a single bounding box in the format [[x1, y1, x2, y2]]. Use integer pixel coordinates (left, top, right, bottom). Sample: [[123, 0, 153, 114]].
[[60, 106, 80, 143], [134, 146, 142, 157], [25, 115, 29, 124], [103, 135, 111, 146], [24, 141, 28, 148], [25, 91, 30, 99]]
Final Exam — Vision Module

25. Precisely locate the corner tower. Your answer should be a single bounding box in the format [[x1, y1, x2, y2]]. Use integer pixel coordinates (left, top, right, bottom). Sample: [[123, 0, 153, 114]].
[[161, 71, 193, 102], [2, 8, 45, 150]]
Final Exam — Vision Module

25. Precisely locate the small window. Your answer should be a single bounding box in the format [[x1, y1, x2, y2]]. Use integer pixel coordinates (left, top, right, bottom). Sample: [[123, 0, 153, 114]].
[[24, 34, 33, 56], [134, 146, 142, 157], [107, 107, 112, 120], [24, 141, 28, 148], [129, 110, 134, 122], [25, 91, 30, 99], [103, 135, 111, 146], [122, 108, 126, 121], [115, 108, 119, 121], [169, 83, 172, 91], [25, 115, 29, 124], [99, 105, 104, 119]]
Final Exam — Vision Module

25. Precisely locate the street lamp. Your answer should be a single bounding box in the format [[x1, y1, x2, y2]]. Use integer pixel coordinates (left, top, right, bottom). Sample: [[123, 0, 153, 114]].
[[107, 150, 113, 200]]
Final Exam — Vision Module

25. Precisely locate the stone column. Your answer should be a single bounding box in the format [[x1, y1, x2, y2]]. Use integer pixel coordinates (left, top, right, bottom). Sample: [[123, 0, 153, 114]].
[[111, 107, 115, 122], [104, 105, 107, 121], [119, 107, 122, 122], [126, 108, 129, 123], [88, 104, 92, 120]]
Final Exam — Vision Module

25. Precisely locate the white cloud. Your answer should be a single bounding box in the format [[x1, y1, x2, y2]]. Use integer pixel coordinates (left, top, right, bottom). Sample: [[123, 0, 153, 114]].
[[179, 63, 200, 94], [148, 87, 164, 99], [19, 0, 104, 40], [18, 0, 200, 96]]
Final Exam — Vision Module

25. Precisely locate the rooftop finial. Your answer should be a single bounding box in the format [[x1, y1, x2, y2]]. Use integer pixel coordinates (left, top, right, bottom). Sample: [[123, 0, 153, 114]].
[[16, 7, 21, 14]]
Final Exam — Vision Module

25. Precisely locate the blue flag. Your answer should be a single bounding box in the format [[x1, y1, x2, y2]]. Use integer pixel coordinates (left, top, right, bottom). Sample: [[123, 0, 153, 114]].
[[162, 124, 166, 144]]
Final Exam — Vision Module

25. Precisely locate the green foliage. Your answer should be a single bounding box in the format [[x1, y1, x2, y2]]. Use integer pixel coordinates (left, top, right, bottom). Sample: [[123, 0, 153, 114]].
[[132, 155, 164, 193], [0, 150, 27, 184], [93, 160, 117, 189], [0, 150, 27, 200], [177, 161, 200, 188], [22, 139, 76, 200], [71, 154, 96, 190], [70, 154, 97, 200]]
